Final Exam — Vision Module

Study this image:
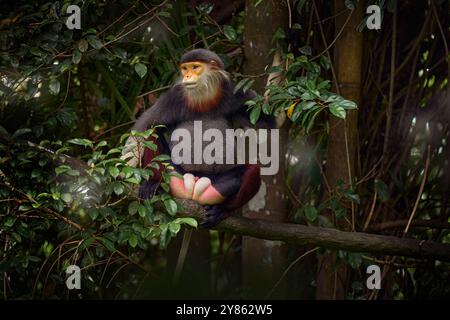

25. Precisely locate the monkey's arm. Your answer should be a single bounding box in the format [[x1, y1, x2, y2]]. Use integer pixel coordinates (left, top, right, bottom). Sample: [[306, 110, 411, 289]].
[[132, 90, 177, 131], [121, 89, 178, 167]]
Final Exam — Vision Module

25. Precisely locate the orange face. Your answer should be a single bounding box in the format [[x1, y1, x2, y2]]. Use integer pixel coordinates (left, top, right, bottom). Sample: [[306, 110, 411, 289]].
[[180, 62, 205, 87]]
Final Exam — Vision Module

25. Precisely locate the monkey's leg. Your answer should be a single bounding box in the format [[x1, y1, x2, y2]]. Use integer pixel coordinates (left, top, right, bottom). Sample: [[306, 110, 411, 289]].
[[195, 167, 245, 228], [192, 177, 225, 205]]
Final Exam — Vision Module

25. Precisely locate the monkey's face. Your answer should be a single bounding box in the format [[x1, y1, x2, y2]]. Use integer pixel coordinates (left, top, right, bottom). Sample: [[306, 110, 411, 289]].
[[180, 62, 206, 89], [179, 60, 229, 111]]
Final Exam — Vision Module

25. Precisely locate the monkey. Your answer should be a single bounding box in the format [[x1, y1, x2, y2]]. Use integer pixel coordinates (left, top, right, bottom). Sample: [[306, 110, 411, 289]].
[[123, 49, 274, 227]]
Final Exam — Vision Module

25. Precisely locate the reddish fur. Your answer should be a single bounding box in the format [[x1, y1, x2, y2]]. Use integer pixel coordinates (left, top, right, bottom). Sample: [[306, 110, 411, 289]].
[[142, 135, 164, 181], [223, 164, 261, 212], [183, 85, 223, 113]]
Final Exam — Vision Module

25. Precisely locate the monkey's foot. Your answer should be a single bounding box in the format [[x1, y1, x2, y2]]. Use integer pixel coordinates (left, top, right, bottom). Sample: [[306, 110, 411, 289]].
[[192, 178, 226, 205], [169, 173, 196, 199], [201, 204, 226, 228]]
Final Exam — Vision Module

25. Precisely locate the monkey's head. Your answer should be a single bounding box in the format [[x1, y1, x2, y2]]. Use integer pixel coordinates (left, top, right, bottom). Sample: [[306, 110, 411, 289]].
[[179, 49, 229, 112]]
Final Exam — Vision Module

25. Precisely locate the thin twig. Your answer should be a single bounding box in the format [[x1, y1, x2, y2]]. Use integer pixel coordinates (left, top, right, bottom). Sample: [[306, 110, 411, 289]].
[[404, 145, 431, 235]]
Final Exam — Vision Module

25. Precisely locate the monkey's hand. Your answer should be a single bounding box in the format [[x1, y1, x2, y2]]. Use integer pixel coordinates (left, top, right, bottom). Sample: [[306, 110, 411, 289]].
[[201, 204, 226, 228], [121, 136, 145, 168]]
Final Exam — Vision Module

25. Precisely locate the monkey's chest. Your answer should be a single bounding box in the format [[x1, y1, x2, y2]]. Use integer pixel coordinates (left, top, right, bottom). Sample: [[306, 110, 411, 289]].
[[168, 118, 239, 174]]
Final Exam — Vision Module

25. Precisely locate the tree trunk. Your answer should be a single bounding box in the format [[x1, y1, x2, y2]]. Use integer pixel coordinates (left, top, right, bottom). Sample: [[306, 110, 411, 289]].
[[316, 1, 363, 299], [242, 0, 289, 299]]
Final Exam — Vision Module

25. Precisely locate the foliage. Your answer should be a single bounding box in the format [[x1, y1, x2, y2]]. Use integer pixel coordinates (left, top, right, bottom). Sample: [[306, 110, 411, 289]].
[[1, 0, 449, 300], [0, 127, 197, 298], [243, 54, 357, 130]]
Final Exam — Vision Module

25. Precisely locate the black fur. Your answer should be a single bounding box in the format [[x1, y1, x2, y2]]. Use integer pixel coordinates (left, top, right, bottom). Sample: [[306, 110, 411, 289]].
[[180, 49, 224, 69]]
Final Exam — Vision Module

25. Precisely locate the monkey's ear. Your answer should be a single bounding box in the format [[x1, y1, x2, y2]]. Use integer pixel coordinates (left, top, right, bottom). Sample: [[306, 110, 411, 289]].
[[209, 60, 219, 68]]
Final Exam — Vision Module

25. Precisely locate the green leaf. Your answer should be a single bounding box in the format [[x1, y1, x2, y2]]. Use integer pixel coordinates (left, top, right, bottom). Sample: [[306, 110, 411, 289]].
[[19, 204, 31, 211], [223, 25, 237, 41], [68, 138, 93, 148], [128, 234, 138, 248], [79, 237, 95, 251], [88, 208, 99, 220], [175, 217, 198, 228], [375, 179, 390, 202], [66, 169, 80, 176], [55, 166, 69, 175], [318, 215, 334, 228], [249, 106, 261, 125], [317, 80, 331, 90], [61, 193, 72, 203], [242, 79, 255, 93], [122, 166, 133, 179], [12, 128, 32, 138], [344, 192, 360, 204], [158, 11, 171, 18], [134, 63, 147, 78], [49, 79, 60, 95], [299, 45, 312, 55], [152, 154, 171, 162], [138, 205, 147, 218], [347, 252, 363, 268], [29, 47, 41, 56], [329, 104, 346, 119], [320, 55, 331, 70], [4, 217, 17, 227], [142, 141, 157, 151], [72, 49, 81, 64], [169, 222, 181, 234], [300, 100, 316, 111], [334, 208, 347, 219], [113, 182, 124, 195], [290, 104, 302, 122], [78, 39, 88, 52], [98, 237, 115, 252], [96, 141, 108, 148], [87, 35, 103, 49], [108, 166, 120, 178], [233, 78, 250, 94], [304, 205, 318, 222], [345, 0, 356, 10], [266, 66, 283, 74], [125, 177, 141, 184], [340, 99, 357, 109], [164, 199, 178, 215], [128, 201, 139, 215]]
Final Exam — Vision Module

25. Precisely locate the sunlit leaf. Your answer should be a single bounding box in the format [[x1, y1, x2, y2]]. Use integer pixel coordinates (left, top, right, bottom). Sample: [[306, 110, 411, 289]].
[[134, 63, 147, 78], [49, 79, 60, 95]]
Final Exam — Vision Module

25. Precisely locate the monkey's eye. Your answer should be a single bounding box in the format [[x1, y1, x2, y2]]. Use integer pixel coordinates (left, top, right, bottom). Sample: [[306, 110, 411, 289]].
[[181, 66, 187, 71], [192, 65, 199, 70]]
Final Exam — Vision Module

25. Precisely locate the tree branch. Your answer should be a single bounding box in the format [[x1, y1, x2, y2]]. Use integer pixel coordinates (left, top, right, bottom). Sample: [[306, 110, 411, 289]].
[[177, 200, 450, 262]]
